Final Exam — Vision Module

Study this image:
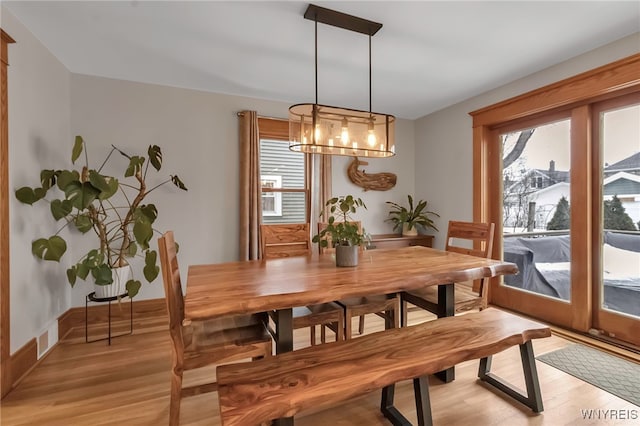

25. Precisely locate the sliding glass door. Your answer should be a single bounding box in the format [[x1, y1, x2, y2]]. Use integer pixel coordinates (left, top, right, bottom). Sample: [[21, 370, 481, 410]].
[[592, 96, 640, 345], [493, 114, 581, 329], [472, 56, 640, 349], [490, 94, 640, 347]]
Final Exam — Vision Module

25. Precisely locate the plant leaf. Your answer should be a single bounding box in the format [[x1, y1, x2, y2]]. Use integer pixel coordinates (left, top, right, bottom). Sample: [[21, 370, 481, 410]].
[[74, 214, 93, 233], [83, 249, 104, 268], [57, 170, 79, 191], [32, 236, 67, 261], [92, 264, 113, 285], [66, 266, 77, 287], [125, 280, 142, 298], [88, 171, 119, 201], [133, 216, 153, 250], [88, 170, 109, 193], [148, 145, 162, 171], [72, 136, 84, 164], [76, 262, 90, 280], [127, 242, 137, 257], [138, 204, 158, 224], [50, 199, 73, 221], [105, 177, 119, 200], [40, 169, 57, 190], [65, 181, 100, 210], [15, 187, 44, 205], [143, 250, 159, 282], [125, 156, 145, 177], [171, 175, 187, 191]]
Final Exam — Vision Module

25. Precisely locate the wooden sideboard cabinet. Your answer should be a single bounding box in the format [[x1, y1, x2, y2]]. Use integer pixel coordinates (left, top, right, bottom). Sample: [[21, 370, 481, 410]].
[[368, 234, 433, 250]]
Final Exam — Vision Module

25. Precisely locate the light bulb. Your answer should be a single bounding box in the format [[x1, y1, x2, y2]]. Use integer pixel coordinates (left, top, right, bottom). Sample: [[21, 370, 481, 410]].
[[328, 138, 334, 147], [367, 120, 376, 147], [314, 124, 321, 142], [367, 130, 376, 147], [340, 117, 349, 144]]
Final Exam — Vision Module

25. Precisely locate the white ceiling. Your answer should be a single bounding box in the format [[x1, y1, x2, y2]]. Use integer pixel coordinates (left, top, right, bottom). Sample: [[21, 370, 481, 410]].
[[4, 1, 639, 119]]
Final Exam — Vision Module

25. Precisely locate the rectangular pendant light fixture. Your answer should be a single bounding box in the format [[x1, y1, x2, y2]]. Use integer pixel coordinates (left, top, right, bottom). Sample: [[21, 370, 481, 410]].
[[289, 4, 396, 158]]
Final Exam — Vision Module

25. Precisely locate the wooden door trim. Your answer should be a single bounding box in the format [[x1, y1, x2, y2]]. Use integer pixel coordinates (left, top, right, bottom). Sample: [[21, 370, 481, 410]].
[[1, 28, 15, 399], [471, 54, 640, 332], [470, 54, 640, 127]]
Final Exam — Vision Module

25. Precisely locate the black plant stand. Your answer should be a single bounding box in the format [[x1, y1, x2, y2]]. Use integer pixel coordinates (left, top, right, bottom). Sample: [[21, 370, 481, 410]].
[[85, 292, 133, 345]]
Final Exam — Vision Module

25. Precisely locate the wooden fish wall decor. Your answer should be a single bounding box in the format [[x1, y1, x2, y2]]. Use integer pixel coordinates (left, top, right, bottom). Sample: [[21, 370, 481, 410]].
[[347, 157, 397, 191]]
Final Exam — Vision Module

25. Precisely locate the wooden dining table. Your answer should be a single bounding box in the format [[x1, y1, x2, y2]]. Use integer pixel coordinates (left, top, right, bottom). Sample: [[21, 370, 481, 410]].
[[186, 245, 516, 349], [185, 246, 517, 425]]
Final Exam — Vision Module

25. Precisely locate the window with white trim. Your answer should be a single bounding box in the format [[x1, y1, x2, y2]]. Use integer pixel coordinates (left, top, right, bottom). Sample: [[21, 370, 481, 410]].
[[261, 175, 282, 216], [258, 118, 309, 225]]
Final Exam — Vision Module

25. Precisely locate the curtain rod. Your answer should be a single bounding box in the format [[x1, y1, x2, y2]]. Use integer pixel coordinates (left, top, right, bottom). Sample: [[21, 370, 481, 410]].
[[236, 112, 287, 121]]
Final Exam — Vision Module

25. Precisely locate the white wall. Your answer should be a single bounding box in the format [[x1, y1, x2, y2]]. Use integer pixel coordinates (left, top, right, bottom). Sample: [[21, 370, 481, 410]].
[[415, 33, 640, 249], [331, 118, 416, 235], [68, 75, 299, 306], [4, 7, 71, 353]]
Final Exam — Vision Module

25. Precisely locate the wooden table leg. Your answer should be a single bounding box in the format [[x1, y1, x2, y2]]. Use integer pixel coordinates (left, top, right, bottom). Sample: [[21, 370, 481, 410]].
[[274, 308, 294, 426], [274, 308, 293, 354], [434, 283, 455, 383]]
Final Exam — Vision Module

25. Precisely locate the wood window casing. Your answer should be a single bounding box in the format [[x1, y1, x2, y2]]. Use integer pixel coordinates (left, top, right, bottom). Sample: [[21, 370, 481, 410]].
[[1, 28, 15, 399], [257, 117, 311, 224], [470, 54, 640, 336]]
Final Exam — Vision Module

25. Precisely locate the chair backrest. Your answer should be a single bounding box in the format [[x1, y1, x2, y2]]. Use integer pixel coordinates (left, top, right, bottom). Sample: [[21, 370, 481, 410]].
[[445, 221, 495, 299], [158, 231, 186, 355], [445, 221, 495, 259], [317, 221, 363, 254], [261, 223, 311, 259]]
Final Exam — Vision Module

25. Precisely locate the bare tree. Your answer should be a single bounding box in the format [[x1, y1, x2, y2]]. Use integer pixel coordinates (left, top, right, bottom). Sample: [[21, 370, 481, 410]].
[[503, 129, 535, 169]]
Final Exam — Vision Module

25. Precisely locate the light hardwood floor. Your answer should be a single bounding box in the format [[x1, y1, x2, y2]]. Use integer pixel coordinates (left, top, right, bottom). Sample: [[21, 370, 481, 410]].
[[1, 309, 638, 426]]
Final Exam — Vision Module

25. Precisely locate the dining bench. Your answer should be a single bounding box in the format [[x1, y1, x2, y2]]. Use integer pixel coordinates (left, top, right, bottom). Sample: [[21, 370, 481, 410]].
[[216, 308, 551, 426]]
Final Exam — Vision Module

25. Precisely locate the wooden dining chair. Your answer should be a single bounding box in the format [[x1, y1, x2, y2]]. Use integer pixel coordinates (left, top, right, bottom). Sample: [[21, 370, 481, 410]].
[[318, 222, 400, 339], [260, 223, 345, 345], [159, 231, 272, 426], [401, 221, 495, 324]]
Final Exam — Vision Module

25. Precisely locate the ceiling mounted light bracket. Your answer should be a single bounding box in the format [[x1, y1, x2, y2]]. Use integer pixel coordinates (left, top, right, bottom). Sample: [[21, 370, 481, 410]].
[[289, 4, 396, 158]]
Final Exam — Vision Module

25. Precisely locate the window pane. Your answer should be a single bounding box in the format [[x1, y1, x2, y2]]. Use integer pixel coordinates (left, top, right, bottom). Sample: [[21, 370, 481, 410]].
[[262, 192, 306, 224], [600, 103, 640, 318], [501, 119, 572, 301], [260, 139, 306, 223], [260, 139, 304, 189]]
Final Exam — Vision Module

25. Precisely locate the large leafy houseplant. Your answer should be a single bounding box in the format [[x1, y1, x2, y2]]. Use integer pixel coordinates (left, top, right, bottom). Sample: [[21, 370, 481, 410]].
[[15, 136, 187, 297], [313, 195, 368, 248], [386, 195, 439, 235]]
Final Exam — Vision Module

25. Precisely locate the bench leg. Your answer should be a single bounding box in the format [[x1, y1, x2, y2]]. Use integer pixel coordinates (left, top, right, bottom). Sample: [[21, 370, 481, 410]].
[[413, 376, 433, 426], [380, 377, 432, 426], [380, 384, 411, 426], [477, 340, 544, 413]]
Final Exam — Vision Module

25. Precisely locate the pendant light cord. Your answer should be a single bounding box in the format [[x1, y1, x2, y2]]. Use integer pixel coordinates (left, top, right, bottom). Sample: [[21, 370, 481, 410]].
[[369, 34, 372, 113], [315, 18, 318, 105]]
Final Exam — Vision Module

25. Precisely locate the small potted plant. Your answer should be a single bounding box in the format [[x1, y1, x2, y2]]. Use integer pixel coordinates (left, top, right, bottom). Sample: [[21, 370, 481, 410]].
[[386, 195, 439, 236], [313, 195, 368, 267], [15, 136, 187, 299]]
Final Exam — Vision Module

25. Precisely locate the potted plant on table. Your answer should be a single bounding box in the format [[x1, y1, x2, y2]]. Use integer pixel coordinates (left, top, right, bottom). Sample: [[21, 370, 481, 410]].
[[15, 136, 187, 299], [312, 195, 368, 267], [386, 195, 439, 236]]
